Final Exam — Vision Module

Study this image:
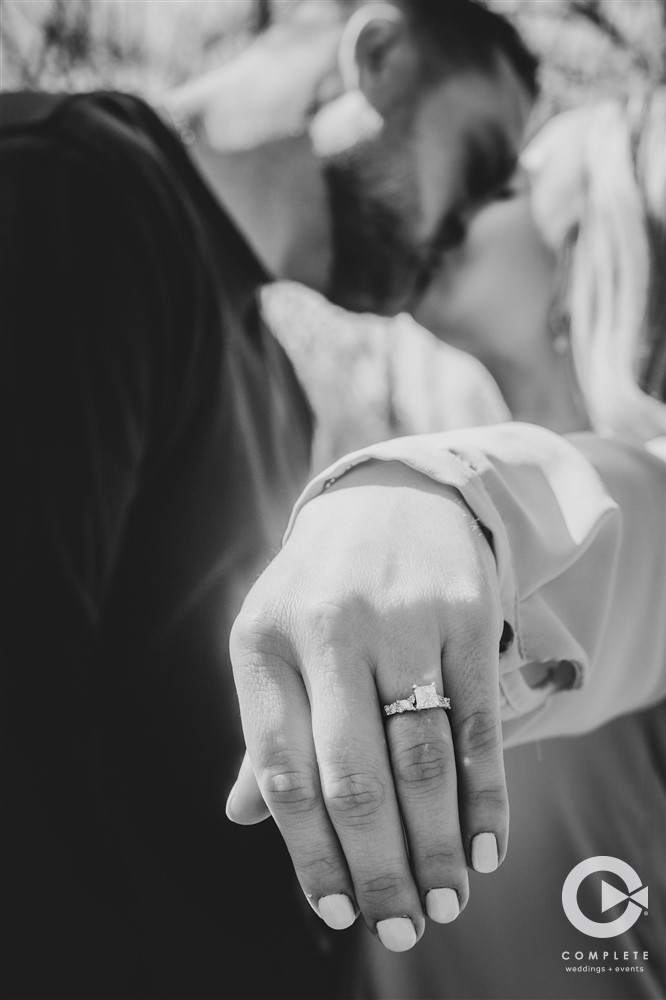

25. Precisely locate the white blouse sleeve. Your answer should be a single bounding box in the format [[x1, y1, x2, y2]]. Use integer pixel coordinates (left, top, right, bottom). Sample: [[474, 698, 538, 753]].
[[284, 423, 666, 747]]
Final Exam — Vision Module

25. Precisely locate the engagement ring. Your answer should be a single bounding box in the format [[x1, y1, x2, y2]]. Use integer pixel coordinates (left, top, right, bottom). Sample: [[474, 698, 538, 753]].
[[383, 683, 451, 717]]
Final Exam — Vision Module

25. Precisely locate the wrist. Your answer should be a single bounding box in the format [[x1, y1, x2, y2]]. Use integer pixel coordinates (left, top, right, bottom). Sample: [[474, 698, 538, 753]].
[[298, 458, 490, 546], [323, 458, 498, 575], [324, 459, 459, 496]]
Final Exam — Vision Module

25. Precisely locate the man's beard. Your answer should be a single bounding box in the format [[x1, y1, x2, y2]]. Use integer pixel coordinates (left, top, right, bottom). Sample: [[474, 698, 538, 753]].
[[323, 159, 429, 317]]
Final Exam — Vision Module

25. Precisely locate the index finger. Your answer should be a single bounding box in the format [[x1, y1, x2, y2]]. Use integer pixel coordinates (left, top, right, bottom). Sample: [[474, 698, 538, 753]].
[[308, 657, 427, 950]]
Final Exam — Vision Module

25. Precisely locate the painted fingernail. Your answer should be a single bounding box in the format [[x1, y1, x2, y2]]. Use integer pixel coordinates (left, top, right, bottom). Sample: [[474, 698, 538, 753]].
[[317, 894, 356, 930], [472, 832, 498, 873], [426, 888, 459, 923], [376, 917, 417, 952], [224, 782, 238, 819]]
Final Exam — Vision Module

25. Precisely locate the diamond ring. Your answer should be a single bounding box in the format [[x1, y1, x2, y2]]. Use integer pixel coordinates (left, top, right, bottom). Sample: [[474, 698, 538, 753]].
[[383, 683, 451, 717]]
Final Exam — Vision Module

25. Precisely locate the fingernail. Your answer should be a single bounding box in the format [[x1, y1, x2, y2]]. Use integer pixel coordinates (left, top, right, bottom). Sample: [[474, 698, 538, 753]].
[[224, 782, 238, 820], [472, 832, 498, 873], [317, 894, 356, 930], [426, 888, 459, 923], [376, 917, 417, 952]]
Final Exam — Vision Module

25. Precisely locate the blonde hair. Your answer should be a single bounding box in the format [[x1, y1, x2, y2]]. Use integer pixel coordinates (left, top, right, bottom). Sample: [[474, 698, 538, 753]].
[[563, 90, 666, 445]]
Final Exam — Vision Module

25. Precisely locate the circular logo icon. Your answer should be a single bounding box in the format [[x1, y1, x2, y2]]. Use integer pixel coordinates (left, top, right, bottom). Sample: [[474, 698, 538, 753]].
[[562, 856, 648, 938]]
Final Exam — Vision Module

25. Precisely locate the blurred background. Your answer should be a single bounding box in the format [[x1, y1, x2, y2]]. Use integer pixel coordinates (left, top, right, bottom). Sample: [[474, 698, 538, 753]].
[[2, 0, 665, 469]]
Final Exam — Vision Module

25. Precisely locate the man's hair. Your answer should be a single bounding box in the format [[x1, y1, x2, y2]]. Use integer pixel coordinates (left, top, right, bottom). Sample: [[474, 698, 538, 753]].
[[397, 0, 539, 95]]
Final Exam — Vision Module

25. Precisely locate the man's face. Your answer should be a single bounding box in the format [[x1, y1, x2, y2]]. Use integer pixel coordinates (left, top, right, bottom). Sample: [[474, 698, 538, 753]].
[[321, 53, 533, 316]]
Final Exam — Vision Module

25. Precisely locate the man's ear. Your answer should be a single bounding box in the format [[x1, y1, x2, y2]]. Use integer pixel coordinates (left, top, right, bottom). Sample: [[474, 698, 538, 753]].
[[338, 3, 419, 115]]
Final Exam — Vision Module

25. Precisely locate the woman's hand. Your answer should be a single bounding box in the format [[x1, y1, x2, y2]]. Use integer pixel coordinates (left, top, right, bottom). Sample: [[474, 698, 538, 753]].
[[227, 461, 508, 951]]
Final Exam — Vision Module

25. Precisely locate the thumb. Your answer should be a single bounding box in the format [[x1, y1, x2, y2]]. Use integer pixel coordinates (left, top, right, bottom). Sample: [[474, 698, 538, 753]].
[[225, 750, 271, 824]]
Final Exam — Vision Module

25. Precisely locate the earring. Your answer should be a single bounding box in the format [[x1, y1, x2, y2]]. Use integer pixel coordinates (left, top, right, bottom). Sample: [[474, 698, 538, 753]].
[[549, 305, 571, 357], [553, 331, 570, 356]]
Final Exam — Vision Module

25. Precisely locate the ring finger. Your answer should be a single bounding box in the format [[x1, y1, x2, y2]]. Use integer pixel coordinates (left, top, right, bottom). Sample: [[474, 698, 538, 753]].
[[383, 680, 469, 924]]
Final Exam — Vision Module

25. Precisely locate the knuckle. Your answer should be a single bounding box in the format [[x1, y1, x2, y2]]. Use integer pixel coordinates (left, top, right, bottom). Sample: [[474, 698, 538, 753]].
[[302, 597, 370, 655], [448, 591, 490, 633], [296, 850, 343, 884], [260, 755, 320, 815], [420, 844, 462, 869], [393, 739, 452, 789], [465, 785, 508, 814], [229, 610, 291, 668], [447, 602, 498, 658], [458, 598, 489, 633], [455, 708, 502, 759], [323, 767, 385, 823], [358, 871, 410, 906]]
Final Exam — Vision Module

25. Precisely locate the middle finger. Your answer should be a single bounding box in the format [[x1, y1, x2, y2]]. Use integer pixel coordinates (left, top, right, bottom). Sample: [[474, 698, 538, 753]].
[[310, 662, 426, 952]]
